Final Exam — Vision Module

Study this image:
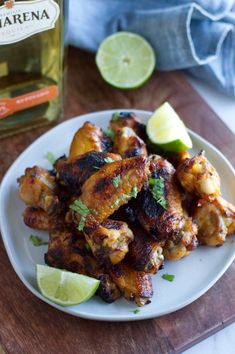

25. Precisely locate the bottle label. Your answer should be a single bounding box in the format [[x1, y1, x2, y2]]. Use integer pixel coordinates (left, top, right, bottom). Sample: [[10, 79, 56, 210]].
[[0, 85, 58, 119], [0, 0, 60, 45]]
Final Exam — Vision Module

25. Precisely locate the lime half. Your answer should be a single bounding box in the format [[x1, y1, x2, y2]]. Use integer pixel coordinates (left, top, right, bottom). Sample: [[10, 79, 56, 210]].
[[96, 32, 156, 89], [36, 264, 100, 306], [147, 102, 193, 152]]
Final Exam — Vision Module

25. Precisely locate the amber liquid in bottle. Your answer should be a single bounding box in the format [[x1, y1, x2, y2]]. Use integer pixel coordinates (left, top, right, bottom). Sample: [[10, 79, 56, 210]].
[[0, 0, 68, 138]]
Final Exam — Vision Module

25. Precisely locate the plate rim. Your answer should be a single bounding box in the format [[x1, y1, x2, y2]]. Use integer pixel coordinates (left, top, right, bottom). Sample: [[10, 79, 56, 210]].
[[0, 109, 235, 322]]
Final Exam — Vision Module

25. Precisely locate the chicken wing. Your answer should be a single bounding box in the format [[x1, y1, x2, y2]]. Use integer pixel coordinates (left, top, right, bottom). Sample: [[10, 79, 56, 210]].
[[71, 156, 150, 225], [18, 166, 60, 215], [110, 111, 147, 140], [193, 196, 235, 246], [137, 155, 198, 260], [127, 224, 164, 273], [113, 127, 147, 158], [45, 227, 121, 303], [163, 217, 198, 260], [109, 261, 153, 306], [69, 121, 111, 159], [137, 155, 184, 241], [84, 219, 134, 265], [176, 150, 221, 200], [23, 207, 50, 230], [56, 151, 121, 194]]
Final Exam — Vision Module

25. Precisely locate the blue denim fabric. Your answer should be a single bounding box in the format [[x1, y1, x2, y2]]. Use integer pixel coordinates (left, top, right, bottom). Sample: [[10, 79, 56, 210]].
[[69, 0, 235, 96]]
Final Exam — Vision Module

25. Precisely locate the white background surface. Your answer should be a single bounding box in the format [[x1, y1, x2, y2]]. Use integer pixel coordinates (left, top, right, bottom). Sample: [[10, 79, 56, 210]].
[[183, 75, 235, 354]]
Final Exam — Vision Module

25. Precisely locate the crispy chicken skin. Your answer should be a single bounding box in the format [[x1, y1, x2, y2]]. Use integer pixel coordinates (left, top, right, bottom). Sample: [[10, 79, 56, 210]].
[[127, 224, 164, 273], [110, 112, 147, 140], [109, 261, 153, 306], [193, 197, 235, 246], [69, 121, 111, 159], [45, 227, 121, 303], [18, 166, 60, 215], [56, 151, 121, 193], [84, 219, 134, 265], [176, 150, 221, 200], [23, 207, 50, 230], [73, 156, 150, 224], [113, 127, 147, 158]]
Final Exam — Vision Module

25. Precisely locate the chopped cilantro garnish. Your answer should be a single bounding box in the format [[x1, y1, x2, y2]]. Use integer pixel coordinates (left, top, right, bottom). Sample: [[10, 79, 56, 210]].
[[29, 234, 48, 247], [133, 309, 140, 314], [111, 112, 120, 121], [111, 186, 138, 208], [69, 199, 94, 231], [93, 166, 101, 170], [162, 273, 175, 282], [113, 175, 121, 188], [46, 151, 56, 165], [104, 128, 115, 141], [104, 157, 114, 164], [85, 243, 91, 251], [130, 186, 138, 198], [149, 176, 168, 210], [111, 194, 129, 208]]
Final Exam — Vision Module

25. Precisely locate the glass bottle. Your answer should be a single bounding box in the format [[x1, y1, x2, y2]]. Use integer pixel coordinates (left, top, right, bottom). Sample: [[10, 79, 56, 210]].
[[0, 0, 69, 139]]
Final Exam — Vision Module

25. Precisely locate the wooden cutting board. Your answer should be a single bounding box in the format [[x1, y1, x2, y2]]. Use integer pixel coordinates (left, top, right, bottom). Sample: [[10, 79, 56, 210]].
[[0, 47, 235, 354]]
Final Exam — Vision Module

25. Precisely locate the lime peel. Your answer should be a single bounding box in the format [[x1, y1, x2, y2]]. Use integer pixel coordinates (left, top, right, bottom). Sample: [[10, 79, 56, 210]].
[[36, 264, 100, 306]]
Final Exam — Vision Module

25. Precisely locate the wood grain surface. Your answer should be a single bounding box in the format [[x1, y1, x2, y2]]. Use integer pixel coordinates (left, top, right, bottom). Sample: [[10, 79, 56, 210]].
[[0, 47, 235, 354]]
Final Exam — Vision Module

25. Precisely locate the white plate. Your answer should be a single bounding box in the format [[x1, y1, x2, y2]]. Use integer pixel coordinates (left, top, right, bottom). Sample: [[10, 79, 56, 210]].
[[0, 110, 235, 322]]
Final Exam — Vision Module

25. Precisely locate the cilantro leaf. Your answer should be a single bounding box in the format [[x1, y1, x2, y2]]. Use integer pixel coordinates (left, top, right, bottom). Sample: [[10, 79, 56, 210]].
[[111, 194, 129, 208], [69, 199, 94, 231], [111, 113, 120, 121], [162, 273, 175, 282], [46, 151, 56, 165], [104, 128, 115, 141], [130, 186, 138, 198], [133, 309, 140, 314], [111, 186, 138, 208], [104, 157, 114, 164], [113, 175, 121, 188], [29, 234, 48, 247], [149, 176, 168, 210]]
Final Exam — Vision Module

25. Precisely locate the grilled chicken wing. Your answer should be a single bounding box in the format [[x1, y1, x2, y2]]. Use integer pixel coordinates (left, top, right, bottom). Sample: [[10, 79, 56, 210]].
[[72, 156, 150, 225], [23, 207, 50, 230], [18, 166, 60, 215], [127, 224, 164, 273], [113, 127, 147, 158], [56, 151, 121, 194], [176, 150, 221, 200], [163, 217, 198, 260], [193, 197, 235, 246], [110, 112, 146, 140], [137, 155, 184, 241], [109, 261, 153, 306], [45, 227, 121, 303], [137, 155, 198, 260], [69, 121, 111, 159], [84, 219, 134, 265]]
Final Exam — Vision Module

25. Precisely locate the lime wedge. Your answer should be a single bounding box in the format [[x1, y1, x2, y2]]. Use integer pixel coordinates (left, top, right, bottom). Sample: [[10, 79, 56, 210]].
[[96, 32, 156, 89], [147, 102, 193, 152], [36, 264, 100, 306]]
